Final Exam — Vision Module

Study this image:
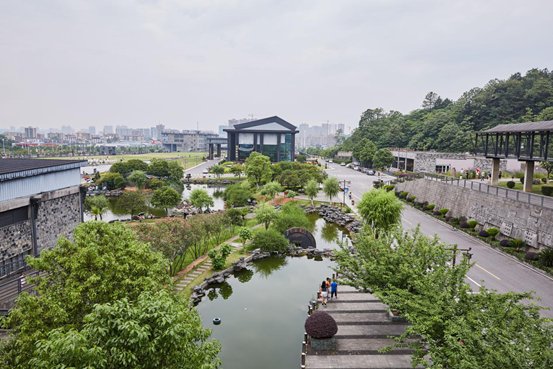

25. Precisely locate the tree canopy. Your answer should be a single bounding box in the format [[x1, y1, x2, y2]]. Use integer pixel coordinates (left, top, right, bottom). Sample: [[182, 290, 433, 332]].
[[357, 188, 403, 234], [244, 152, 272, 187], [322, 177, 340, 203], [188, 188, 214, 212], [151, 187, 182, 215]]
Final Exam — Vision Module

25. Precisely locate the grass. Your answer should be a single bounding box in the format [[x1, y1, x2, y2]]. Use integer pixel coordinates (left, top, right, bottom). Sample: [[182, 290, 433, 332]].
[[497, 181, 545, 194]]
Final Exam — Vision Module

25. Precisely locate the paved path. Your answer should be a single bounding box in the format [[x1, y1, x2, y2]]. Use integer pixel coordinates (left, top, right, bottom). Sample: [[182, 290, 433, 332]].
[[305, 285, 418, 369], [325, 162, 553, 317]]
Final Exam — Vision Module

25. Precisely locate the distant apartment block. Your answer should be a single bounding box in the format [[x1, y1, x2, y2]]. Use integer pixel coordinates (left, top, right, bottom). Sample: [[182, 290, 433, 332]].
[[161, 130, 218, 152], [297, 122, 344, 148]]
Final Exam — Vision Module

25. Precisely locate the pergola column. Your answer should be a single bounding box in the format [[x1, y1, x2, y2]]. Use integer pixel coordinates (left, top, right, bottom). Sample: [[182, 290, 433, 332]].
[[216, 144, 221, 157], [523, 160, 535, 193], [490, 158, 500, 185], [208, 143, 214, 160]]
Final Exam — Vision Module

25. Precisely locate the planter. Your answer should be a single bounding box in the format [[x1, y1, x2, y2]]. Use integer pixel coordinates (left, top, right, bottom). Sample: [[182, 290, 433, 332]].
[[310, 336, 337, 351]]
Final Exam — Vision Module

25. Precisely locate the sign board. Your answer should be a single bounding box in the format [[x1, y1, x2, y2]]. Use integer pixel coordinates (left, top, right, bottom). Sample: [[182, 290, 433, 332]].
[[500, 222, 513, 237], [524, 230, 538, 247]]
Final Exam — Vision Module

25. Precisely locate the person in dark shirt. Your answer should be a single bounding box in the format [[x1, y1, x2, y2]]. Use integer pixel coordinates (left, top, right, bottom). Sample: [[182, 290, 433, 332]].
[[320, 280, 328, 306]]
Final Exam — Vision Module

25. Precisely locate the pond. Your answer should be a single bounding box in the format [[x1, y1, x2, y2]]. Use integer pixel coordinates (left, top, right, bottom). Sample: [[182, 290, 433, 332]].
[[196, 216, 350, 369], [83, 184, 227, 222]]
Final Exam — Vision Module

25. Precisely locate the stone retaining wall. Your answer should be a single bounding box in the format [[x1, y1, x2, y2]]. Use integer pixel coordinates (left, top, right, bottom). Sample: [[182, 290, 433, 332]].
[[0, 221, 33, 262], [36, 192, 81, 253], [396, 178, 553, 250]]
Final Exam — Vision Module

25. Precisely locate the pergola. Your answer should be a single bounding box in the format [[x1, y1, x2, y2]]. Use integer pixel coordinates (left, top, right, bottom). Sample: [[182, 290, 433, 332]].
[[206, 137, 227, 160], [475, 120, 553, 192]]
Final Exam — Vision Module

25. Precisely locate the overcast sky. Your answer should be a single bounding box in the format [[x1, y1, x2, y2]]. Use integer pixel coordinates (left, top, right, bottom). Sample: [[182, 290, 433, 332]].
[[1, 0, 552, 132]]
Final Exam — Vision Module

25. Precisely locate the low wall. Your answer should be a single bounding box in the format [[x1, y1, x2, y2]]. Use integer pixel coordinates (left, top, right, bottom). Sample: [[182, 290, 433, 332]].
[[396, 179, 553, 250]]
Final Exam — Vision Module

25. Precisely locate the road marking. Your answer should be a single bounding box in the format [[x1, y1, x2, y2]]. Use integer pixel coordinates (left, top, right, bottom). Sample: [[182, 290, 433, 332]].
[[466, 276, 482, 287], [475, 263, 501, 280]]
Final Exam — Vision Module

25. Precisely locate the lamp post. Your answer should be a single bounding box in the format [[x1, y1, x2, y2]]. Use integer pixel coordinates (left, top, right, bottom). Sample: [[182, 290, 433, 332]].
[[342, 179, 351, 208]]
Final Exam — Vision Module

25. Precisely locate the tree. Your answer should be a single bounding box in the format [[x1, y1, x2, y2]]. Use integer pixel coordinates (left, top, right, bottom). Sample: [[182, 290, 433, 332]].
[[117, 191, 147, 216], [296, 154, 307, 163], [272, 202, 310, 234], [211, 164, 224, 178], [188, 188, 214, 213], [28, 290, 221, 369], [322, 177, 340, 204], [151, 187, 182, 215], [98, 172, 125, 190], [225, 208, 244, 227], [357, 189, 403, 234], [305, 179, 319, 205], [422, 91, 440, 110], [372, 148, 394, 170], [353, 138, 377, 167], [244, 152, 272, 187], [230, 164, 244, 178], [1, 222, 171, 368], [540, 161, 553, 182], [85, 195, 109, 220], [261, 181, 283, 199], [250, 229, 289, 253], [110, 159, 148, 178], [224, 184, 252, 207], [238, 227, 253, 247], [128, 170, 147, 189], [255, 203, 277, 230]]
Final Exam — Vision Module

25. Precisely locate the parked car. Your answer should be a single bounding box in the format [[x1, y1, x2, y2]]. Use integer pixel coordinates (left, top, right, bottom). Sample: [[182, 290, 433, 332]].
[[340, 162, 346, 166], [367, 169, 375, 175], [353, 166, 359, 171]]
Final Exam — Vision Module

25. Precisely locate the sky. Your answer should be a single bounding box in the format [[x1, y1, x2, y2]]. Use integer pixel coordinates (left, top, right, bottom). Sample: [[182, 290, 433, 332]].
[[1, 0, 553, 133]]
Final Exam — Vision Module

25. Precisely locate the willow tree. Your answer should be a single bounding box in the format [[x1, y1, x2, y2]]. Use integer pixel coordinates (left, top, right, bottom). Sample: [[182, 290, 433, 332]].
[[357, 188, 403, 234]]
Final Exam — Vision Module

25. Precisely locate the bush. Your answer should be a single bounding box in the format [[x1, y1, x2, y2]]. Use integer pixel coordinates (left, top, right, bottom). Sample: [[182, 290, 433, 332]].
[[533, 179, 541, 185], [539, 248, 553, 267], [272, 202, 310, 234], [541, 185, 553, 196], [479, 230, 489, 237], [433, 210, 441, 216], [467, 219, 478, 229], [383, 184, 395, 192], [407, 195, 416, 202], [208, 244, 233, 270], [486, 227, 499, 238], [420, 201, 428, 209], [506, 181, 516, 189], [250, 229, 289, 253], [425, 204, 435, 211], [520, 176, 525, 184], [459, 221, 469, 228], [499, 239, 513, 247], [511, 238, 526, 249], [399, 191, 408, 199], [373, 181, 383, 189], [439, 208, 449, 216], [542, 177, 548, 184], [304, 311, 338, 339]]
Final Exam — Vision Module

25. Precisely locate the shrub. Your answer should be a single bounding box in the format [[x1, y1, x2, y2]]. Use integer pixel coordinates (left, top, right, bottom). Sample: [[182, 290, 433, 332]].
[[398, 191, 408, 199], [499, 239, 513, 247], [433, 210, 441, 216], [373, 181, 383, 189], [459, 221, 469, 228], [407, 195, 416, 202], [459, 216, 467, 223], [541, 186, 553, 196], [532, 179, 541, 185], [511, 238, 525, 249], [208, 244, 233, 270], [383, 184, 395, 192], [425, 203, 435, 211], [479, 230, 489, 237], [250, 229, 289, 253], [525, 251, 539, 261], [420, 201, 428, 209], [439, 208, 449, 216], [542, 177, 548, 184], [304, 311, 338, 339], [486, 228, 499, 238], [272, 202, 310, 234], [467, 219, 478, 229], [506, 181, 516, 189], [539, 248, 553, 267]]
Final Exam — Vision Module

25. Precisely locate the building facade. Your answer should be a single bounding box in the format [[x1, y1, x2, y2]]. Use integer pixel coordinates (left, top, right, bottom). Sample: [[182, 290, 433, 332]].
[[0, 159, 86, 283], [161, 130, 218, 152], [224, 116, 298, 162]]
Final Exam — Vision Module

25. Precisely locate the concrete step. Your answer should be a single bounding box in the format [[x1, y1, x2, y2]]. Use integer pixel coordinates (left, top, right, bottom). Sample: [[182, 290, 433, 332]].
[[305, 354, 416, 368], [335, 338, 414, 353], [335, 324, 409, 338], [322, 301, 388, 312], [331, 312, 390, 324]]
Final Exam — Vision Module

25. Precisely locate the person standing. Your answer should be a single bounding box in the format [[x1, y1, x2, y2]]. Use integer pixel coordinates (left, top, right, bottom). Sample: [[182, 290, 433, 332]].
[[330, 279, 338, 300], [320, 280, 328, 306]]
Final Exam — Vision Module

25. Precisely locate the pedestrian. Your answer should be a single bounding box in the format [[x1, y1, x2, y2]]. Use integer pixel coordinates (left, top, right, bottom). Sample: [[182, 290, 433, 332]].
[[330, 279, 338, 300], [320, 280, 328, 306]]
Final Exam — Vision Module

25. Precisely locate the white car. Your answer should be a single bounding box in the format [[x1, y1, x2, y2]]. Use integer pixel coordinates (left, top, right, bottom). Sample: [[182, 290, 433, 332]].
[[340, 162, 346, 166], [202, 169, 209, 175]]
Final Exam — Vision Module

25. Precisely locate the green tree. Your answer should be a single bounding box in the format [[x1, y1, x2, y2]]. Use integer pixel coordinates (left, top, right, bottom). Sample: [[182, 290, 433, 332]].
[[244, 152, 272, 187], [84, 195, 109, 220], [353, 138, 377, 167], [296, 154, 307, 163], [230, 164, 244, 178], [238, 227, 253, 247], [372, 148, 394, 170], [255, 203, 277, 230], [29, 290, 221, 369], [110, 159, 148, 178], [261, 181, 283, 199], [1, 222, 171, 368], [540, 161, 553, 182], [188, 188, 214, 213], [128, 170, 147, 189], [250, 229, 289, 253], [211, 164, 224, 178], [225, 208, 244, 227], [223, 184, 252, 207], [117, 191, 147, 216], [272, 202, 310, 234], [357, 189, 403, 234], [322, 177, 340, 204], [151, 187, 182, 215], [98, 172, 126, 190], [305, 179, 319, 205]]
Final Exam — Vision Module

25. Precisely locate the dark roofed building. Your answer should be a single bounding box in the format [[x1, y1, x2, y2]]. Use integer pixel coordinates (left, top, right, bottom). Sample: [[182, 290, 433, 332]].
[[224, 116, 299, 162]]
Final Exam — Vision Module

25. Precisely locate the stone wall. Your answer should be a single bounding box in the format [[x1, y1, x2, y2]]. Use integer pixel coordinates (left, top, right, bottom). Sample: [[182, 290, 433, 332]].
[[36, 192, 81, 253], [396, 179, 553, 250], [411, 152, 507, 173], [0, 221, 33, 262]]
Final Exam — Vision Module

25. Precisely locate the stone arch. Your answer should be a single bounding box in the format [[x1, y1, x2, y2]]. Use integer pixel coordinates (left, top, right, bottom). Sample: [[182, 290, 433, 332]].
[[284, 227, 316, 249]]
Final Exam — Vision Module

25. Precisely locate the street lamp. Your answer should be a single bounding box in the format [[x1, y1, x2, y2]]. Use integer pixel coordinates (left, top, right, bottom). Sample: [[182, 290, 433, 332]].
[[342, 179, 351, 208]]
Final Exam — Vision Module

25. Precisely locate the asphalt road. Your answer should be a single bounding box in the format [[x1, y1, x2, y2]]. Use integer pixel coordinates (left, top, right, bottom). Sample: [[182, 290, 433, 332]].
[[325, 162, 553, 317], [185, 159, 220, 177]]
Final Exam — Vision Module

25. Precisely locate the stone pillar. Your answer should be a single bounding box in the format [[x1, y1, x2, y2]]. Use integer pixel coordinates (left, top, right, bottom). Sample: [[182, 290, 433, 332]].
[[208, 143, 214, 160], [523, 160, 535, 193], [216, 144, 221, 157], [490, 158, 500, 185]]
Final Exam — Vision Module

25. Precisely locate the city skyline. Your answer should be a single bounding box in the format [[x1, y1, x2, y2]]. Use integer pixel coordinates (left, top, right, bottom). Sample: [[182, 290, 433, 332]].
[[1, 1, 552, 131]]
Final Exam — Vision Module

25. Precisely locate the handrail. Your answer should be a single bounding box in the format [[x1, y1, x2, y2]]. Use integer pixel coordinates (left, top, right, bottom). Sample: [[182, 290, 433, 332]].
[[419, 172, 553, 209]]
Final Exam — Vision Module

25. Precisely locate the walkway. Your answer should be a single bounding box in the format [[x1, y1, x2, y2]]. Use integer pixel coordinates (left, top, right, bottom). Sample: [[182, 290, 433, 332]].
[[304, 285, 418, 369]]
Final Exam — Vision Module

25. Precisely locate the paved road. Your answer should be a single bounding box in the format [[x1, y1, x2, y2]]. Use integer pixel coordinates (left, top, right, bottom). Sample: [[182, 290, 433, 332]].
[[325, 162, 553, 317], [185, 159, 219, 177]]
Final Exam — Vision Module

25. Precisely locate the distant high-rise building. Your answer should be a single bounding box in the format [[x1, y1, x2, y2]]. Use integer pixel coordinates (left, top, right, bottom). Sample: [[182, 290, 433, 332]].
[[103, 125, 114, 135], [61, 125, 73, 134], [88, 126, 96, 135], [24, 126, 37, 139]]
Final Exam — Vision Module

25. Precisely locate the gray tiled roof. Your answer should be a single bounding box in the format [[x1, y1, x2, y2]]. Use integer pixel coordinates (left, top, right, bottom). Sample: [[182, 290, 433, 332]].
[[0, 159, 86, 182], [483, 120, 553, 133]]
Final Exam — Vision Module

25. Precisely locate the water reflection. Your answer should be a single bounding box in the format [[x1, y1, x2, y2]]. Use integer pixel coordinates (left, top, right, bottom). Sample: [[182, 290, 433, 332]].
[[321, 221, 339, 243], [251, 256, 288, 278], [235, 268, 254, 283], [206, 281, 234, 301]]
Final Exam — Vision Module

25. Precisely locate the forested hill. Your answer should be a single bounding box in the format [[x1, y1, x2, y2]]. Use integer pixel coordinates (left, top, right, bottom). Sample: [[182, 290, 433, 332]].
[[342, 68, 553, 153]]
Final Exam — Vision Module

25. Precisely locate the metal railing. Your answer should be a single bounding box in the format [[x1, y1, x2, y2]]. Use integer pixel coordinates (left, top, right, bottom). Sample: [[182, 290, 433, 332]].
[[421, 172, 553, 209], [0, 270, 38, 314]]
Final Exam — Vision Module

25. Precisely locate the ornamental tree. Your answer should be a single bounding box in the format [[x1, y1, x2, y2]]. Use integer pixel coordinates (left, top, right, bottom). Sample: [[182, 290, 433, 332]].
[[322, 177, 340, 204], [188, 188, 214, 213], [261, 181, 283, 199], [244, 152, 272, 187], [357, 188, 403, 234], [211, 164, 224, 178], [305, 179, 319, 205], [151, 187, 182, 215], [255, 203, 277, 230]]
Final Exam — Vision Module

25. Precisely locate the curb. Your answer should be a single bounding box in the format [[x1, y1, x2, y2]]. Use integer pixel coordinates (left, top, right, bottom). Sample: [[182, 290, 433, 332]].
[[404, 203, 553, 282]]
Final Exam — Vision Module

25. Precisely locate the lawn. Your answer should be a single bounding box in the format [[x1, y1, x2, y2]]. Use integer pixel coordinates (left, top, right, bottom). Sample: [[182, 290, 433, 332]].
[[497, 180, 546, 195], [50, 152, 206, 170]]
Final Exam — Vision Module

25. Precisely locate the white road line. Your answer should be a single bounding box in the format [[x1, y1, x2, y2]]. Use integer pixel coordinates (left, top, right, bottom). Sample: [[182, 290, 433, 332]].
[[466, 276, 482, 287], [475, 263, 501, 280]]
